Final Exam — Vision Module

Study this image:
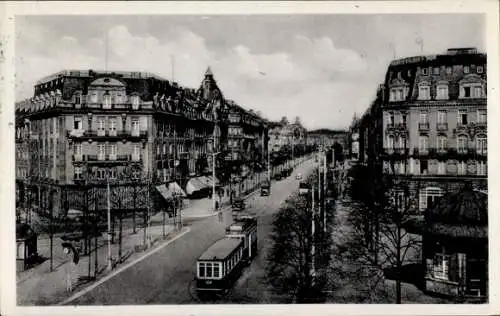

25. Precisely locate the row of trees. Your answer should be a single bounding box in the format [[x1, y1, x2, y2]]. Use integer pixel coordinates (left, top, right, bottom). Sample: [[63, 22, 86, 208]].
[[345, 162, 423, 303], [265, 168, 337, 303]]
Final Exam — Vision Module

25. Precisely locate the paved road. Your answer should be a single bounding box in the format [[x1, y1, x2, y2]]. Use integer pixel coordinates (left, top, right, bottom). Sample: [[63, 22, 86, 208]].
[[68, 159, 315, 305]]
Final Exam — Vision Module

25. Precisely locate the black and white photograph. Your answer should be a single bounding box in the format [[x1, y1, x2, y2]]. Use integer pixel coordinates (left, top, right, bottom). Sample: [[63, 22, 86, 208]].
[[1, 1, 499, 315]]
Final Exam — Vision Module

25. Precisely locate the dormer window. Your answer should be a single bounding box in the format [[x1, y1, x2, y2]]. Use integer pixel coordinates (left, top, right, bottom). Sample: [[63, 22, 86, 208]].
[[90, 92, 98, 103], [446, 67, 452, 75], [464, 66, 470, 74], [418, 82, 431, 100], [433, 67, 440, 75], [75, 93, 81, 105], [460, 83, 484, 99], [422, 68, 428, 75], [103, 93, 111, 109], [436, 83, 449, 100], [477, 66, 484, 74]]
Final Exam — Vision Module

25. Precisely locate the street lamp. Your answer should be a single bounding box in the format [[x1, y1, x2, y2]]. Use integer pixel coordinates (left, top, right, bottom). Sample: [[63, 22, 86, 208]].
[[212, 151, 220, 212]]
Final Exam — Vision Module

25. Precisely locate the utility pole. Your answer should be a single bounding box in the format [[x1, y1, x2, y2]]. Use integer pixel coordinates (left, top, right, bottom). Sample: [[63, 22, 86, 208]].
[[212, 121, 218, 212], [323, 154, 327, 233], [311, 183, 316, 279], [267, 148, 271, 183], [107, 179, 112, 271]]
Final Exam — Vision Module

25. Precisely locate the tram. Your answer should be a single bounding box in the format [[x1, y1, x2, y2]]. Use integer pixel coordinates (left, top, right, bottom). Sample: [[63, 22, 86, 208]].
[[195, 216, 258, 298]]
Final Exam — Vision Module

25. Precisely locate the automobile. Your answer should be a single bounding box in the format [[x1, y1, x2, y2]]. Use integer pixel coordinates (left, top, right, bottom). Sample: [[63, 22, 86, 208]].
[[260, 181, 271, 196], [299, 181, 309, 195], [274, 173, 282, 181], [231, 198, 245, 212], [295, 173, 303, 180]]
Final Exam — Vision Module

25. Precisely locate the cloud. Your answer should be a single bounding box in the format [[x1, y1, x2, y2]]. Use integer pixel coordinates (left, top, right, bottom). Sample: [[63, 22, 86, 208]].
[[16, 23, 370, 129]]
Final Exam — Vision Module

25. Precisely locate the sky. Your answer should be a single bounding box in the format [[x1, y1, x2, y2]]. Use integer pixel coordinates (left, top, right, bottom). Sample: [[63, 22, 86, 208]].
[[15, 14, 485, 130]]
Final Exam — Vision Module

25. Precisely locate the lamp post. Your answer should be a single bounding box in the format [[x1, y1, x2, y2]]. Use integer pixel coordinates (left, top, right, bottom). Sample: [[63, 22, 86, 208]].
[[212, 152, 220, 212], [106, 179, 112, 271]]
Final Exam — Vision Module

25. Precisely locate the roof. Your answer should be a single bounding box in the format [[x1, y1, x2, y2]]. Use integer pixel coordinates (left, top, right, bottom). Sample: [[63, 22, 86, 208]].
[[198, 238, 242, 261], [428, 183, 487, 226]]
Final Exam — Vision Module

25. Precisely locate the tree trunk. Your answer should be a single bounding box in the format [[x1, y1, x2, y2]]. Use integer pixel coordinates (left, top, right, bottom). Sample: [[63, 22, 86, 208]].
[[133, 186, 137, 234], [118, 206, 123, 262], [396, 220, 402, 304]]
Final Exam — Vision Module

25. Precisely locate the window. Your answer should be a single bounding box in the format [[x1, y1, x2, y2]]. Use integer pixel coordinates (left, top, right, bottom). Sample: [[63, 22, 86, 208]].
[[437, 162, 446, 175], [477, 110, 487, 124], [132, 118, 139, 136], [436, 85, 449, 100], [457, 161, 467, 175], [103, 94, 111, 109], [477, 161, 487, 176], [458, 110, 468, 125], [213, 263, 220, 278], [473, 86, 483, 98], [163, 144, 167, 155], [198, 262, 205, 278], [419, 187, 443, 211], [96, 169, 106, 179], [132, 144, 140, 161], [437, 111, 446, 124], [422, 68, 428, 75], [74, 167, 83, 180], [457, 136, 468, 152], [109, 117, 117, 136], [90, 92, 98, 103], [74, 143, 82, 157], [109, 169, 117, 179], [420, 159, 428, 175], [419, 136, 428, 151], [74, 117, 83, 130], [131, 95, 140, 109], [206, 262, 213, 278], [418, 85, 431, 100], [463, 86, 471, 98], [97, 117, 106, 135], [477, 66, 484, 74], [109, 144, 117, 159], [464, 66, 470, 74], [446, 67, 452, 75], [390, 88, 405, 102], [437, 136, 447, 150], [419, 112, 428, 124], [433, 252, 450, 280], [75, 93, 81, 105], [477, 137, 487, 154], [388, 113, 394, 125], [98, 144, 106, 160], [433, 67, 440, 75]]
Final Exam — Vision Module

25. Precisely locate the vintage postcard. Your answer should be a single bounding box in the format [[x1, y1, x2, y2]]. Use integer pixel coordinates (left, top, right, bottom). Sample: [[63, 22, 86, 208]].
[[1, 1, 499, 315]]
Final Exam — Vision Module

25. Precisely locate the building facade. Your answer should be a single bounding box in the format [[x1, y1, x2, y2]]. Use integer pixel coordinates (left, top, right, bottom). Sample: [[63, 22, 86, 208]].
[[15, 68, 268, 216], [380, 47, 487, 211]]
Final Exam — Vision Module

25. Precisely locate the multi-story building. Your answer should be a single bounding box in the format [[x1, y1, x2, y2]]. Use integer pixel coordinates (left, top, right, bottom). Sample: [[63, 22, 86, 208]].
[[15, 68, 268, 216], [348, 115, 361, 161], [359, 84, 385, 166], [380, 47, 487, 211], [307, 129, 349, 157], [268, 120, 307, 155]]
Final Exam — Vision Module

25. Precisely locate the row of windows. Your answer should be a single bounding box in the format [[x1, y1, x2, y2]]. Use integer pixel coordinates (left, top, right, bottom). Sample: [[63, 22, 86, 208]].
[[197, 248, 244, 279], [387, 159, 487, 176], [395, 65, 484, 79], [386, 135, 487, 152], [228, 127, 243, 136], [390, 82, 485, 102], [73, 116, 144, 131], [74, 92, 140, 107], [73, 143, 141, 157], [74, 167, 122, 180], [387, 109, 487, 126]]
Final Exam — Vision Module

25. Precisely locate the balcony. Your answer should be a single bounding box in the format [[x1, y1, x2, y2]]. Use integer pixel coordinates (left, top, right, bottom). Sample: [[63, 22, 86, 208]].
[[85, 154, 137, 164], [383, 147, 409, 158], [436, 123, 448, 131], [413, 148, 429, 156], [418, 123, 430, 131]]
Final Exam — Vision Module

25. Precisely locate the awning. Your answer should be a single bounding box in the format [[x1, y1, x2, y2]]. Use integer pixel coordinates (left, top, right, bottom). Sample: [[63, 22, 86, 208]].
[[156, 182, 187, 201], [186, 177, 209, 195], [206, 175, 220, 187]]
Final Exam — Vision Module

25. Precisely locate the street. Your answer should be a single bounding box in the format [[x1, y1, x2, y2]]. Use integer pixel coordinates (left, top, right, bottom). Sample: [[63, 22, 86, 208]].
[[67, 159, 315, 305]]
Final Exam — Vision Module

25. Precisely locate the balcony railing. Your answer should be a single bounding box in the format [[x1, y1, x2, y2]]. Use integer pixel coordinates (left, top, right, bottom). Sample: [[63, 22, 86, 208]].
[[85, 154, 137, 163], [436, 123, 448, 131], [67, 130, 148, 139], [418, 123, 430, 131], [413, 148, 429, 156]]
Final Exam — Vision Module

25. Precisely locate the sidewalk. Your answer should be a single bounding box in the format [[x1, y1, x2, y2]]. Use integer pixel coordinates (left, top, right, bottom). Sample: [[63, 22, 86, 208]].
[[17, 221, 179, 306]]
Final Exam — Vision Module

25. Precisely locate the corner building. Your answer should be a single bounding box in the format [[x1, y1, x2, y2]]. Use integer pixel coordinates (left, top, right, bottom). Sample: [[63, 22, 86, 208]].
[[15, 69, 268, 216], [381, 48, 487, 211]]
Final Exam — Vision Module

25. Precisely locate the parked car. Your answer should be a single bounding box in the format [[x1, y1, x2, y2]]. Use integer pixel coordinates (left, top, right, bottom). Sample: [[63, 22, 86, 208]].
[[260, 181, 271, 196], [232, 198, 246, 212], [295, 173, 303, 180]]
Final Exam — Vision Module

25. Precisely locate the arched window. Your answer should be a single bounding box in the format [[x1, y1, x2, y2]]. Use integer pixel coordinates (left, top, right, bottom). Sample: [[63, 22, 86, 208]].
[[418, 82, 431, 100], [103, 93, 111, 109], [476, 135, 487, 155], [74, 92, 81, 105], [457, 135, 468, 153], [436, 82, 449, 100]]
